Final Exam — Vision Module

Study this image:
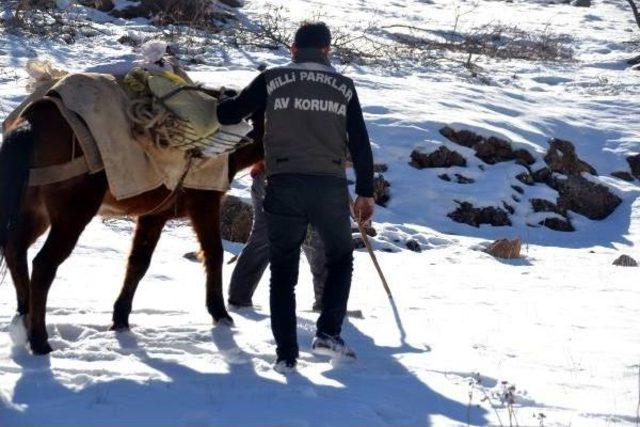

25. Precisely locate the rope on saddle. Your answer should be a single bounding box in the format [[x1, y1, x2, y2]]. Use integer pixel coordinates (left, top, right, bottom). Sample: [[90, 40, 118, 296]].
[[124, 68, 253, 156], [128, 90, 253, 153]]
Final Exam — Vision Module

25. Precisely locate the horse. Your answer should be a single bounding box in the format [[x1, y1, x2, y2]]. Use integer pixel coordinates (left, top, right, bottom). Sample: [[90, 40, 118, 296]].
[[0, 97, 263, 355]]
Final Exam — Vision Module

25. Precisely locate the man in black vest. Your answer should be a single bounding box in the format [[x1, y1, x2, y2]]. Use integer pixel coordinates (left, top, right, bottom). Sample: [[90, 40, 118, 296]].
[[218, 22, 374, 373]]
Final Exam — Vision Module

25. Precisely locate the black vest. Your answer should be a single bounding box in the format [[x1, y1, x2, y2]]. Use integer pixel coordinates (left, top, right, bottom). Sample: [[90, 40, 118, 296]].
[[263, 61, 355, 178]]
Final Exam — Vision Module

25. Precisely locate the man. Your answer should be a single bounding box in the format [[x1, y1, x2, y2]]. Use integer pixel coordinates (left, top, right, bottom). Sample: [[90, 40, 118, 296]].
[[218, 22, 374, 373], [227, 160, 327, 311]]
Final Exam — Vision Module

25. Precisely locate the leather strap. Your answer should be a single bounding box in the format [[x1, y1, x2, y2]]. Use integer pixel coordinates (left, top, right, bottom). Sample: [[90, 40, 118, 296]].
[[28, 156, 90, 186]]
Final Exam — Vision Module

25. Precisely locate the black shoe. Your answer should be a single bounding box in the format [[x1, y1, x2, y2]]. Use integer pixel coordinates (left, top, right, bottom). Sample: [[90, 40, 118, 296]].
[[312, 333, 356, 360], [273, 357, 297, 374]]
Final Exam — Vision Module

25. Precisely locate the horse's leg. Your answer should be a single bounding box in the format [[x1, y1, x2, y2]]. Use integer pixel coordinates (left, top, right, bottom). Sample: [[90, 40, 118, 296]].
[[112, 214, 168, 331], [4, 196, 49, 315], [184, 190, 232, 325], [28, 174, 106, 355]]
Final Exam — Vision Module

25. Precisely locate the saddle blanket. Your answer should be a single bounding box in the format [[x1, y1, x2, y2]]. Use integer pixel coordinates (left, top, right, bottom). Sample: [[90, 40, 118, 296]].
[[3, 72, 238, 200]]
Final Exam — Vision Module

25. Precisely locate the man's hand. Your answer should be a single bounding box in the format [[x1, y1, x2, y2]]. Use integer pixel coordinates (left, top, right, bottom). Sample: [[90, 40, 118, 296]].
[[250, 160, 265, 179], [353, 196, 375, 224]]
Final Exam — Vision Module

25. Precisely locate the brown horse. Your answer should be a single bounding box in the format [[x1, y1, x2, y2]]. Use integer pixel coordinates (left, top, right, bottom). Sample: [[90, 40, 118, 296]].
[[0, 99, 263, 355]]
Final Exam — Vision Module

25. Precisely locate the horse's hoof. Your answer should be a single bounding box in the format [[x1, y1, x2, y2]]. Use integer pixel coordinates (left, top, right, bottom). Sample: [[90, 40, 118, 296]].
[[30, 340, 53, 355], [213, 315, 234, 328]]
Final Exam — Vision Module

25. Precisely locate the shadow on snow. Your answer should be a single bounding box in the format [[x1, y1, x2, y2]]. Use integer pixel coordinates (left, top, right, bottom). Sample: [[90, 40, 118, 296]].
[[1, 317, 487, 426]]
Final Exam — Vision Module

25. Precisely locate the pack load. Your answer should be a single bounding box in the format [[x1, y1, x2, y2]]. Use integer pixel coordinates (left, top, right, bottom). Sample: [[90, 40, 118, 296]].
[[123, 67, 251, 157], [1, 41, 251, 200]]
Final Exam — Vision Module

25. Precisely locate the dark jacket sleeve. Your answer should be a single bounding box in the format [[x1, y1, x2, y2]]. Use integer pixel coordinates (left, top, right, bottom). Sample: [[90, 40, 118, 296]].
[[346, 88, 374, 198], [217, 72, 268, 125]]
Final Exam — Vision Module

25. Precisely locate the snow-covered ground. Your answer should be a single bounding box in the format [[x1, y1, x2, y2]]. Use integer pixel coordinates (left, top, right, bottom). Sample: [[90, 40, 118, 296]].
[[0, 0, 639, 425]]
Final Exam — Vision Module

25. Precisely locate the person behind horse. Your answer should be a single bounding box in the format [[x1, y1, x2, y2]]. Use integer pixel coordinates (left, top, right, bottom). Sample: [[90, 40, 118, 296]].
[[227, 160, 327, 311], [217, 21, 374, 372]]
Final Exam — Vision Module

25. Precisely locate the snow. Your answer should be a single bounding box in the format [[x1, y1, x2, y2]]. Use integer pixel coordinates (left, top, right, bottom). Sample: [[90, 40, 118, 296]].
[[1, 0, 639, 425]]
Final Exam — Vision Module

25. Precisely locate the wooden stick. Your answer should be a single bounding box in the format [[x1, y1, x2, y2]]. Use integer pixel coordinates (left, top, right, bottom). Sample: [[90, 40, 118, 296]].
[[350, 196, 393, 300]]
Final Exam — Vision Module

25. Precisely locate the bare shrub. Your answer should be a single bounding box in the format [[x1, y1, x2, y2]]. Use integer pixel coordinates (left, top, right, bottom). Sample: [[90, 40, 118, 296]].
[[230, 6, 572, 71], [230, 6, 440, 68], [231, 6, 292, 51], [1, 0, 105, 43], [382, 23, 573, 63], [1, 1, 573, 72], [108, 0, 233, 29]]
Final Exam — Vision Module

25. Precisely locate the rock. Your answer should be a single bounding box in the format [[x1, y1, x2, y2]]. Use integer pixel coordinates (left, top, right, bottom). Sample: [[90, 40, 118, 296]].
[[439, 126, 482, 148], [373, 163, 388, 173], [485, 238, 521, 259], [532, 167, 552, 183], [78, 0, 114, 11], [530, 199, 573, 231], [612, 254, 638, 267], [511, 185, 524, 194], [405, 239, 422, 252], [454, 174, 475, 184], [611, 171, 635, 182], [352, 225, 377, 237], [502, 202, 515, 215], [365, 226, 377, 237], [627, 154, 640, 179], [439, 173, 475, 184], [117, 34, 140, 47], [513, 149, 536, 166], [516, 172, 534, 186], [220, 195, 253, 243], [353, 236, 366, 249], [553, 175, 622, 220], [544, 138, 597, 176], [440, 126, 535, 166], [530, 198, 566, 215], [476, 139, 535, 165], [448, 202, 512, 227], [409, 147, 467, 169], [538, 217, 574, 232], [571, 0, 591, 7], [373, 174, 391, 207]]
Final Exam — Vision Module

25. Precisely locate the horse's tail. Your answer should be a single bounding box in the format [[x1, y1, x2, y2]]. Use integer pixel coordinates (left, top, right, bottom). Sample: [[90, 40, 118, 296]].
[[0, 122, 35, 281]]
